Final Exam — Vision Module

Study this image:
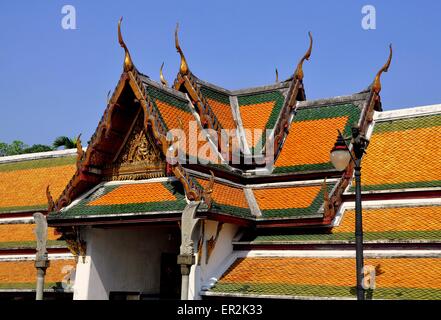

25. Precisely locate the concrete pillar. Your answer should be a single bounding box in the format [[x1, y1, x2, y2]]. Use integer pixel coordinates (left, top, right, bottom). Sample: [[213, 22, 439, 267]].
[[178, 254, 195, 300], [35, 260, 49, 300]]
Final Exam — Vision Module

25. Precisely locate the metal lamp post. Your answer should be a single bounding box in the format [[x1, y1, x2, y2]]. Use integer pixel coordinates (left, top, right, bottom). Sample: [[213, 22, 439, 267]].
[[330, 126, 369, 300]]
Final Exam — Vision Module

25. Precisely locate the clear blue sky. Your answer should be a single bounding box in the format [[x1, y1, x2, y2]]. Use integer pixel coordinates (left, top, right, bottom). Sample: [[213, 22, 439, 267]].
[[1, 0, 440, 145]]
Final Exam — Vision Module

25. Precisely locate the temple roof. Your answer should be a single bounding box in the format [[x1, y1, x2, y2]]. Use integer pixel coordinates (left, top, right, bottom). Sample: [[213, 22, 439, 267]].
[[55, 178, 187, 220], [236, 204, 441, 245], [0, 258, 75, 291], [205, 256, 441, 299], [0, 150, 77, 214], [273, 91, 369, 174], [350, 105, 441, 193]]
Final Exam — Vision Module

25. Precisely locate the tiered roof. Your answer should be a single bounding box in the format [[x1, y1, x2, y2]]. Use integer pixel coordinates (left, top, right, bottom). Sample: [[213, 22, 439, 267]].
[[357, 109, 441, 191], [0, 150, 78, 293], [208, 256, 441, 299], [207, 104, 441, 300]]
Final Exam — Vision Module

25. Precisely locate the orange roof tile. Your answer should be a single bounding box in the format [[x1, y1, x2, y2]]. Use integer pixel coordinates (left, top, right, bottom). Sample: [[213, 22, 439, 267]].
[[155, 99, 220, 163], [240, 101, 276, 148], [197, 179, 248, 209], [0, 156, 76, 213], [276, 116, 348, 168], [206, 98, 236, 130], [337, 206, 441, 233], [253, 185, 322, 210], [0, 259, 75, 285], [88, 182, 177, 206], [361, 124, 441, 189], [218, 257, 441, 290], [0, 224, 60, 242]]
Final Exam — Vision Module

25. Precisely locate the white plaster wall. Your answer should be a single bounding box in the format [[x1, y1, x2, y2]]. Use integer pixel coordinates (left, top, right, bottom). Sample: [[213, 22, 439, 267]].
[[73, 225, 180, 300], [188, 221, 239, 300]]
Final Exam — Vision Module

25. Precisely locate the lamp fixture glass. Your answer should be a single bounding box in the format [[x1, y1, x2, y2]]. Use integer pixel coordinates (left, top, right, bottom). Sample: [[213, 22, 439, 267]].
[[330, 134, 351, 171]]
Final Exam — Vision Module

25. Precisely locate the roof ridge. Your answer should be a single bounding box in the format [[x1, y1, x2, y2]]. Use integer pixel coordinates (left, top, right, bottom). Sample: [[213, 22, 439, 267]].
[[297, 92, 370, 109], [374, 103, 441, 122], [0, 148, 79, 164], [140, 75, 189, 101]]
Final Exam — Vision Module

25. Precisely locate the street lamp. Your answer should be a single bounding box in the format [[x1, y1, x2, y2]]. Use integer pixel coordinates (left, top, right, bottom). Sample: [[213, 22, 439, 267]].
[[330, 126, 369, 300]]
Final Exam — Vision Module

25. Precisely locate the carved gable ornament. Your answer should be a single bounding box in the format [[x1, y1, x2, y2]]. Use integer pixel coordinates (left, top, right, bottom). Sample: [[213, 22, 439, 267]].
[[102, 111, 166, 180]]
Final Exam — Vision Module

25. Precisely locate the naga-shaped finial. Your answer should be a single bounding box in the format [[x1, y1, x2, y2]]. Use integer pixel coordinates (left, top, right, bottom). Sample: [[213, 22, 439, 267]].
[[175, 23, 189, 75], [372, 44, 393, 94], [118, 17, 135, 72], [275, 68, 279, 83], [107, 90, 111, 104], [203, 171, 215, 208], [294, 31, 313, 81], [46, 185, 55, 212], [160, 62, 169, 87], [76, 134, 83, 165]]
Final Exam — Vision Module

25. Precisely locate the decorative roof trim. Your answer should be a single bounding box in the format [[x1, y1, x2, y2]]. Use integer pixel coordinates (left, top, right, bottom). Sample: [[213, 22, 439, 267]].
[[118, 17, 135, 72], [229, 95, 251, 155], [193, 75, 291, 96], [234, 249, 441, 258], [294, 32, 313, 81], [140, 75, 188, 100], [0, 253, 74, 262], [0, 149, 78, 164], [373, 103, 441, 122], [159, 62, 169, 87], [244, 188, 262, 217], [297, 91, 370, 109], [372, 44, 392, 94], [175, 23, 189, 75]]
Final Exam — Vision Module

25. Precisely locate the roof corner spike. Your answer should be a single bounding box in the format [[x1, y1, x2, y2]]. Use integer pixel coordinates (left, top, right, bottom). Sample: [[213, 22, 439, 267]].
[[275, 68, 279, 83], [160, 62, 169, 87], [118, 17, 135, 72], [372, 44, 393, 94], [175, 23, 189, 75], [76, 134, 83, 165], [294, 31, 313, 81]]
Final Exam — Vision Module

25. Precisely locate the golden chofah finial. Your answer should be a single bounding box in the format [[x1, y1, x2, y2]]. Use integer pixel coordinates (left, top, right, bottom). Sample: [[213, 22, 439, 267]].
[[372, 44, 393, 94], [118, 17, 135, 72], [160, 62, 169, 87], [175, 23, 189, 75], [275, 68, 279, 83], [294, 31, 313, 81]]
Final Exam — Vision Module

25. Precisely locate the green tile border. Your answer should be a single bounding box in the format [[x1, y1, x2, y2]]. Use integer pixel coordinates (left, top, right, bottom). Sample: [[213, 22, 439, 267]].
[[252, 230, 441, 242], [200, 86, 231, 105], [0, 156, 76, 172], [356, 180, 441, 192], [53, 181, 187, 218], [0, 204, 47, 214], [374, 114, 441, 133], [0, 282, 68, 290], [211, 282, 441, 300], [0, 240, 67, 250]]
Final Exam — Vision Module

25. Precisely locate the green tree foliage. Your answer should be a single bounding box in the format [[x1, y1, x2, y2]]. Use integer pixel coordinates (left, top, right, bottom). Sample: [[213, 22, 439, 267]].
[[0, 140, 53, 156], [53, 136, 77, 149]]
